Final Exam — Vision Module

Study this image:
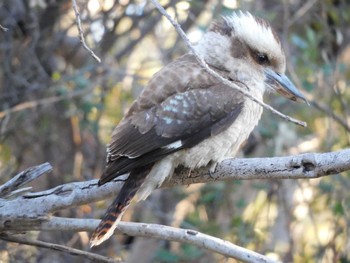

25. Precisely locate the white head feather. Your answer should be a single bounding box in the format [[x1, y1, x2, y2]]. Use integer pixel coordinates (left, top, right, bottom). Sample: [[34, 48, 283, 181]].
[[194, 11, 286, 73], [224, 11, 285, 71]]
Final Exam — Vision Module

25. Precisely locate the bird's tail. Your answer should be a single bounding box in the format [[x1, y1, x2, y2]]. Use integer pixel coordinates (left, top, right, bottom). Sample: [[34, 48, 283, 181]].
[[89, 165, 152, 247]]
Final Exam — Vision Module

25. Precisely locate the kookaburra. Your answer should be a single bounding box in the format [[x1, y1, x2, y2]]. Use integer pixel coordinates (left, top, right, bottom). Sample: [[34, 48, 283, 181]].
[[90, 11, 306, 247]]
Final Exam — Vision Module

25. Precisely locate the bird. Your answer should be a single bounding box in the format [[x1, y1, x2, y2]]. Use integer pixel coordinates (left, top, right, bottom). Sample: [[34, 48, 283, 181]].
[[89, 11, 307, 247]]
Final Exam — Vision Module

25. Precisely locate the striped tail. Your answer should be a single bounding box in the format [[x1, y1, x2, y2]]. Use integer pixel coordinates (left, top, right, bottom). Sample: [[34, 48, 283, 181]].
[[90, 165, 152, 247]]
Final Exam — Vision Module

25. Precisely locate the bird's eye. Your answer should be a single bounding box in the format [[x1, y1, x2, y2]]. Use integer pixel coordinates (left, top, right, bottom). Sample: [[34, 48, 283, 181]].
[[256, 53, 269, 65]]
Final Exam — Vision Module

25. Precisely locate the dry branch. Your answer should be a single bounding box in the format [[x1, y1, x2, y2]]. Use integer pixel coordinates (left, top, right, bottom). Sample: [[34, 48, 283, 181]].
[[0, 150, 349, 261], [71, 0, 101, 63], [0, 86, 95, 119], [0, 233, 119, 263], [1, 217, 278, 263], [0, 24, 8, 31], [0, 149, 349, 220], [0, 163, 52, 198]]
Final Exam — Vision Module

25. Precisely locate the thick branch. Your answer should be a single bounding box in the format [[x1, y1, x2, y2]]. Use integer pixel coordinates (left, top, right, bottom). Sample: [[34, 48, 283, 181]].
[[0, 149, 349, 219]]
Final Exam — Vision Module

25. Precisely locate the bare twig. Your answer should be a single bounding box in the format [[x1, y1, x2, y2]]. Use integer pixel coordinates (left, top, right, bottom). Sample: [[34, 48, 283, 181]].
[[2, 217, 278, 263], [0, 234, 120, 263], [4, 187, 33, 198], [150, 0, 307, 128], [0, 24, 8, 31], [0, 163, 52, 198], [71, 0, 101, 63], [286, 0, 318, 28], [0, 86, 94, 119], [284, 50, 350, 133], [311, 100, 350, 132]]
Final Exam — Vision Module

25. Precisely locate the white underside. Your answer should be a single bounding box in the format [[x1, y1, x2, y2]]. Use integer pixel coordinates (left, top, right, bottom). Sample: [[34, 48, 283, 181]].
[[137, 94, 263, 201]]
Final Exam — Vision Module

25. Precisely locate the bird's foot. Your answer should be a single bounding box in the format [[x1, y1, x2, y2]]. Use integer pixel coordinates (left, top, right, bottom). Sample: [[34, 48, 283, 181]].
[[208, 161, 218, 179]]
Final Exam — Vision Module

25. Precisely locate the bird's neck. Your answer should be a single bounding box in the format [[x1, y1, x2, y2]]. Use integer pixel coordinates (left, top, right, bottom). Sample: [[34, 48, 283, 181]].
[[193, 32, 231, 70]]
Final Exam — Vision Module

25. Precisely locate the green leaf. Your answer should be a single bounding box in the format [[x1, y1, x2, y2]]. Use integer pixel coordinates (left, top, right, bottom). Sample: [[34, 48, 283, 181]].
[[155, 249, 180, 263], [333, 201, 344, 216]]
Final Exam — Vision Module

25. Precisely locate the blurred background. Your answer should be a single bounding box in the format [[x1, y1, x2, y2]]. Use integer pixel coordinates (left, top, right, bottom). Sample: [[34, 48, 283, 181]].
[[0, 0, 350, 262]]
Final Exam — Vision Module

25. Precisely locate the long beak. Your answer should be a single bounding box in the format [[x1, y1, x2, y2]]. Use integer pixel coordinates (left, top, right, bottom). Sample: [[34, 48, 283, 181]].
[[264, 68, 308, 104]]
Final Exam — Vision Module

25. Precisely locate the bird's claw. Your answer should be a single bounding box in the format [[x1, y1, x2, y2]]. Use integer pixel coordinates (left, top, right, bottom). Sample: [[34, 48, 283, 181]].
[[208, 162, 218, 179]]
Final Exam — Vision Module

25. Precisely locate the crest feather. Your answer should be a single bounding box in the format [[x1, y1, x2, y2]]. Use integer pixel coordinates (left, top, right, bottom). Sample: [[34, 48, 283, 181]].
[[210, 11, 284, 68], [227, 12, 283, 52]]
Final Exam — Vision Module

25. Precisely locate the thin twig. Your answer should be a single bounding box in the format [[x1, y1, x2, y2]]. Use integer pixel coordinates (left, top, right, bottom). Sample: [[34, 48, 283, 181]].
[[0, 24, 8, 31], [3, 187, 33, 199], [71, 0, 101, 63], [311, 100, 350, 132], [286, 0, 318, 27], [150, 0, 307, 128], [0, 163, 52, 198], [0, 233, 120, 263], [0, 86, 94, 119]]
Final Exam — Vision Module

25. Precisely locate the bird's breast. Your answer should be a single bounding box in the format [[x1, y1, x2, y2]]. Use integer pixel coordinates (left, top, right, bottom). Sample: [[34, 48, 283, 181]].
[[173, 97, 263, 169]]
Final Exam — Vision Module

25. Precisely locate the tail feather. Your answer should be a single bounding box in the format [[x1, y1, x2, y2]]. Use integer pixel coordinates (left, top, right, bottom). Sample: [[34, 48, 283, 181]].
[[90, 165, 153, 247]]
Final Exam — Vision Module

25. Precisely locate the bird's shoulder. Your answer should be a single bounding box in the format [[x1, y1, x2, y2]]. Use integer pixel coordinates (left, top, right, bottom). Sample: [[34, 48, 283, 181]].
[[125, 54, 228, 117]]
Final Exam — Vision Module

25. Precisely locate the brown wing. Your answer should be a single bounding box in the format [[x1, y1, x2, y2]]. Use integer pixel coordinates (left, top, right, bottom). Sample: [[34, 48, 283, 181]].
[[99, 84, 245, 185]]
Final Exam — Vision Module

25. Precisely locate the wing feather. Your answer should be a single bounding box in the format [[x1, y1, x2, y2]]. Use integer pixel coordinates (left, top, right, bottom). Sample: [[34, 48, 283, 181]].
[[99, 84, 245, 185]]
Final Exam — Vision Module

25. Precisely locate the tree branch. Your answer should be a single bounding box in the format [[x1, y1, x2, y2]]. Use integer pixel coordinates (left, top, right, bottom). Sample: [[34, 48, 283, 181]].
[[150, 0, 307, 128], [0, 149, 349, 219], [0, 162, 52, 198], [310, 100, 350, 132], [0, 24, 8, 31], [0, 233, 119, 263], [1, 149, 349, 261], [1, 217, 278, 263], [0, 85, 95, 119], [71, 0, 101, 63]]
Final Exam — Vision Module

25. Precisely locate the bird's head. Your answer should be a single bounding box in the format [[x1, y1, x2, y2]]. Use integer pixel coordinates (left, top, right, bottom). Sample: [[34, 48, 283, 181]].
[[194, 11, 307, 103]]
